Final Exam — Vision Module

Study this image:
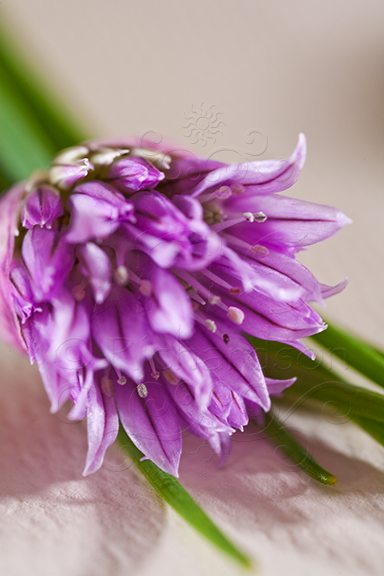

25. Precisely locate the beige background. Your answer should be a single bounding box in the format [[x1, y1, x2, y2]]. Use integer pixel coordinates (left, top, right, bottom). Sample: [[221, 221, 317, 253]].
[[1, 1, 384, 575]]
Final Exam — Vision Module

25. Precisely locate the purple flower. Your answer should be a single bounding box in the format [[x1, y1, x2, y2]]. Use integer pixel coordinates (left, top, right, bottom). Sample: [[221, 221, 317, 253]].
[[0, 136, 351, 476]]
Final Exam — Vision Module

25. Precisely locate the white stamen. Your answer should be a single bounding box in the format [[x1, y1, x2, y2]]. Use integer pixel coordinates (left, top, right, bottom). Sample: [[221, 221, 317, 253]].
[[205, 319, 217, 333], [209, 296, 221, 305], [14, 228, 20, 237], [163, 368, 179, 386], [137, 383, 148, 398], [114, 265, 129, 286], [227, 306, 245, 325], [117, 375, 127, 386], [100, 376, 114, 397], [253, 211, 267, 223], [72, 285, 85, 301], [148, 357, 160, 380], [139, 280, 153, 297], [243, 212, 254, 222], [231, 183, 245, 195]]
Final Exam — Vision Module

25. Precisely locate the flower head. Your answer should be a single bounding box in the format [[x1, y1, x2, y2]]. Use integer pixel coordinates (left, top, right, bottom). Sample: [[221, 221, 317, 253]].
[[0, 135, 351, 476]]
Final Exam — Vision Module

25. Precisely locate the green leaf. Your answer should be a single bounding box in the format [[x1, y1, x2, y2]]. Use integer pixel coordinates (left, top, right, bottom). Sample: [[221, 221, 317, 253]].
[[260, 410, 337, 485], [117, 426, 252, 568], [352, 416, 384, 448], [281, 378, 384, 425], [0, 25, 86, 152], [249, 336, 384, 447], [310, 321, 384, 390], [0, 164, 11, 194], [0, 63, 55, 181]]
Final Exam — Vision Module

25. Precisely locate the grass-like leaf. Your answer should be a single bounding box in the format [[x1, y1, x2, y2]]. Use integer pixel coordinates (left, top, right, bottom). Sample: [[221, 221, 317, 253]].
[[260, 410, 337, 485], [352, 416, 384, 448], [0, 62, 55, 181], [249, 336, 384, 449], [0, 25, 86, 153], [117, 427, 252, 568], [310, 321, 384, 389]]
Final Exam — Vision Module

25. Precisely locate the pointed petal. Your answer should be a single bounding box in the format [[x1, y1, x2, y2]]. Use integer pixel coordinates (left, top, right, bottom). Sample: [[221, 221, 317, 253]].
[[0, 184, 27, 351], [92, 286, 156, 382], [227, 194, 352, 250], [265, 377, 297, 396], [106, 157, 164, 193], [83, 375, 119, 476], [165, 379, 233, 441], [130, 253, 194, 338], [190, 134, 307, 197], [192, 323, 271, 411], [77, 243, 111, 304], [114, 374, 182, 476], [157, 334, 214, 410], [66, 181, 135, 243], [21, 185, 63, 229], [320, 278, 349, 300], [22, 228, 75, 302]]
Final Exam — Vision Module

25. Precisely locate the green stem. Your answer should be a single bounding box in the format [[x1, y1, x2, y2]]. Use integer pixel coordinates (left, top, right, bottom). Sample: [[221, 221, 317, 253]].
[[310, 320, 384, 389], [261, 410, 337, 485], [117, 427, 252, 568]]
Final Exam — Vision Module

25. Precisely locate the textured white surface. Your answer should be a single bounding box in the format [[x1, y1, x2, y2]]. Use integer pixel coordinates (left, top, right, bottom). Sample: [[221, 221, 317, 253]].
[[1, 1, 384, 575]]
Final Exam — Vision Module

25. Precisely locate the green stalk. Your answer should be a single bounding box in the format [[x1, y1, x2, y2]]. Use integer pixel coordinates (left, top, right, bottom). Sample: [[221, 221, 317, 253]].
[[249, 336, 384, 450], [310, 321, 384, 389], [117, 427, 252, 568], [0, 62, 55, 181], [0, 24, 86, 152], [260, 411, 337, 485]]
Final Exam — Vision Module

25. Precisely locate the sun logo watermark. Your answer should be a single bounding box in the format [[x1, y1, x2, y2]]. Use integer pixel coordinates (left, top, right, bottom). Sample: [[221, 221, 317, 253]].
[[183, 103, 225, 146]]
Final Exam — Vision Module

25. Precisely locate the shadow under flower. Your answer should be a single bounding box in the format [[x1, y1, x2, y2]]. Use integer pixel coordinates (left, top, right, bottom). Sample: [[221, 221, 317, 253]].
[[0, 344, 165, 575]]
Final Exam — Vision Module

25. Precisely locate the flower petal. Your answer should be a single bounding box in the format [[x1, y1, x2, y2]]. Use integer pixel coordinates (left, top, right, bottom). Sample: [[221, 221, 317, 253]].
[[114, 373, 182, 476], [82, 374, 119, 476], [0, 184, 27, 351], [77, 242, 111, 304], [91, 286, 156, 383], [21, 185, 63, 229], [66, 181, 135, 243], [106, 156, 164, 193], [189, 133, 307, 197], [22, 228, 75, 302]]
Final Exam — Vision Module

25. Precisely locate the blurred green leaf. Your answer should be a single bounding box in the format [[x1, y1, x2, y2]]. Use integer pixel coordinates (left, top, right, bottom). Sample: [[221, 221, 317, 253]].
[[0, 25, 86, 153], [0, 63, 55, 181]]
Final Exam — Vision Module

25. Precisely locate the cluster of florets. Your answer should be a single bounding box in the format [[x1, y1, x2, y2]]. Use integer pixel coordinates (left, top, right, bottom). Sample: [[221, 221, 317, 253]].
[[0, 135, 350, 476]]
